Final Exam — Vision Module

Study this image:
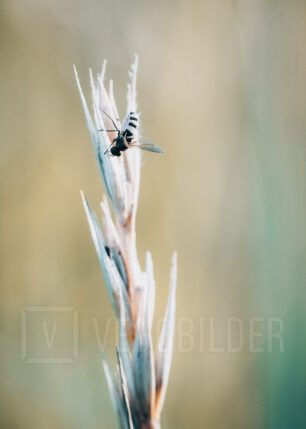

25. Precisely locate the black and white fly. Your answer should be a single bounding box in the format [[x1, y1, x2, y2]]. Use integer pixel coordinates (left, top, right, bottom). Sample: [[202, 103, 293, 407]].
[[98, 111, 163, 157]]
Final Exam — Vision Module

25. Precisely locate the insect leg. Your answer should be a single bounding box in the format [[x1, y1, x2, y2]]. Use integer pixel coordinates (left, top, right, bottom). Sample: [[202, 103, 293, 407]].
[[104, 138, 117, 155]]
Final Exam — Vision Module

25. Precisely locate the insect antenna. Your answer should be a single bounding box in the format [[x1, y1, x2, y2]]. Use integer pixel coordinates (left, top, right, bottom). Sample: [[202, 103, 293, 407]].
[[99, 109, 120, 132]]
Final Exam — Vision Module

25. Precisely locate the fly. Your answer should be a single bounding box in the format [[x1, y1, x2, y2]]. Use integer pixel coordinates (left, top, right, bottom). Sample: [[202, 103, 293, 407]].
[[98, 110, 163, 157]]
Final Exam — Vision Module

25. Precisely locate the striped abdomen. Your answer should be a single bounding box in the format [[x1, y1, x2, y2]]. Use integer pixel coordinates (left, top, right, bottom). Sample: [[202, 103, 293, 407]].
[[123, 112, 139, 143]]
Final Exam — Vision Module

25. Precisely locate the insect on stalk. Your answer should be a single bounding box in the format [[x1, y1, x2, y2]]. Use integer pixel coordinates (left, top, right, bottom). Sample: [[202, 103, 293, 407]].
[[74, 56, 177, 429], [98, 110, 163, 157]]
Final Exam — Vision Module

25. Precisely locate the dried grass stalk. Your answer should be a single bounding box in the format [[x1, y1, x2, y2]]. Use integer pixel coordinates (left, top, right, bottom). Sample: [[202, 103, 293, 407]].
[[74, 55, 177, 429]]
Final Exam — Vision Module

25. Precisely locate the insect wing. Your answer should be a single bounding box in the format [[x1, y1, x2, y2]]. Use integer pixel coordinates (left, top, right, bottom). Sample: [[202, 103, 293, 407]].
[[139, 143, 163, 153], [131, 139, 163, 153]]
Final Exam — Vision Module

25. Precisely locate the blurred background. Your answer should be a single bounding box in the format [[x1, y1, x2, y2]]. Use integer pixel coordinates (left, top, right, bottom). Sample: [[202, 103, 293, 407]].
[[1, 1, 306, 428]]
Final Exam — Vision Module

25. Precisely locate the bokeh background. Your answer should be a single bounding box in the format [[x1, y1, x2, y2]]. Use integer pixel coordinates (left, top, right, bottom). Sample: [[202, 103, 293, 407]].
[[1, 1, 306, 428]]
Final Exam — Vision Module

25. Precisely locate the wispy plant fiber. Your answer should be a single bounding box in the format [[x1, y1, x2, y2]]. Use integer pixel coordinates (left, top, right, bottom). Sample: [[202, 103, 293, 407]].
[[75, 55, 177, 429]]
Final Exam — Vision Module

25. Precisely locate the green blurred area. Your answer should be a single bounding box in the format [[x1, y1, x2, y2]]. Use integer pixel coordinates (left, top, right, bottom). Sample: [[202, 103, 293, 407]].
[[0, 1, 306, 428]]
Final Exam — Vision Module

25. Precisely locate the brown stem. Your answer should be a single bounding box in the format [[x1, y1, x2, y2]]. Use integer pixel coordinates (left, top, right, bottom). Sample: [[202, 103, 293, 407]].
[[142, 421, 160, 429]]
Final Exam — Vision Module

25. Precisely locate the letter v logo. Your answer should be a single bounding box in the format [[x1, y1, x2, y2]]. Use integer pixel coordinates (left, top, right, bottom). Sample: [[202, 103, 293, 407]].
[[43, 321, 57, 349]]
